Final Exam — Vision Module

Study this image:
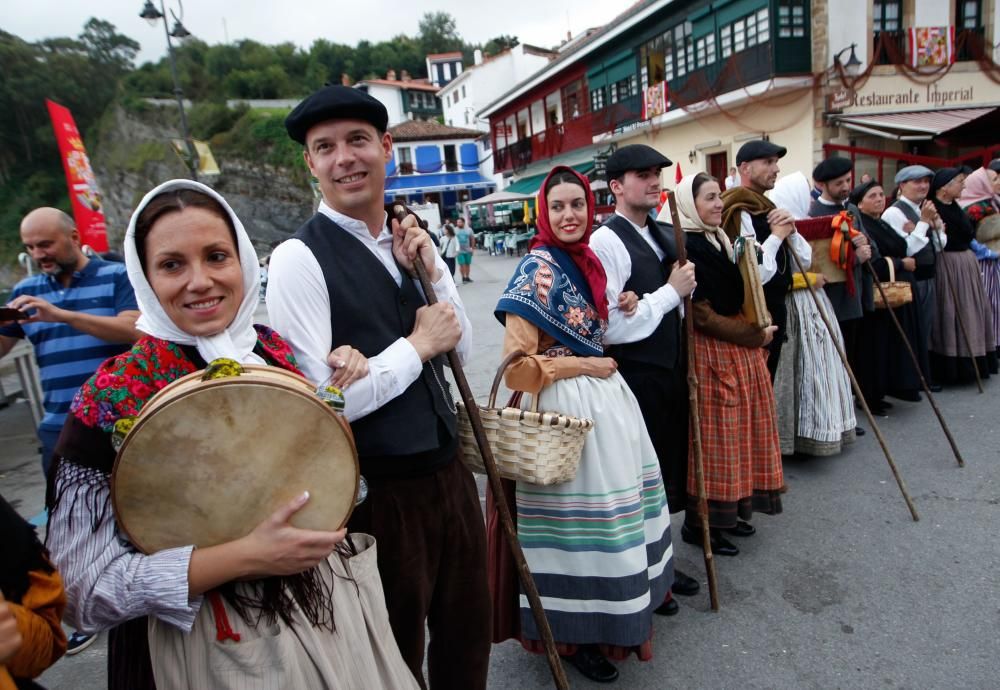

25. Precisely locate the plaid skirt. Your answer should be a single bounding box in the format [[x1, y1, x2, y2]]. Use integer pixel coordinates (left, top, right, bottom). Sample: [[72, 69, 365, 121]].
[[687, 330, 783, 526]]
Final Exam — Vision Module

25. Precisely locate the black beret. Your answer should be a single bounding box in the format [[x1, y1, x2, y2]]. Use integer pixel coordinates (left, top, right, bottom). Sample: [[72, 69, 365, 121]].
[[813, 157, 854, 183], [987, 159, 1000, 173], [735, 140, 787, 165], [930, 165, 973, 192], [848, 179, 880, 206], [285, 85, 389, 145], [605, 144, 671, 181]]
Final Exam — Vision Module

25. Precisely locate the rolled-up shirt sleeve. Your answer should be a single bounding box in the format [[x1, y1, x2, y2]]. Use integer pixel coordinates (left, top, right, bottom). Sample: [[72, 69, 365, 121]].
[[46, 476, 200, 634], [590, 226, 681, 346], [267, 238, 466, 422], [881, 206, 931, 257]]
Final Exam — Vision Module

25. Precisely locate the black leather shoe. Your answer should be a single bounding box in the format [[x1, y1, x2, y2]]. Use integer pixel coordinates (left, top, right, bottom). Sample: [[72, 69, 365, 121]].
[[723, 520, 756, 538], [889, 390, 921, 402], [869, 404, 889, 417], [929, 384, 943, 393], [654, 597, 679, 616], [671, 569, 700, 596], [564, 646, 619, 683], [681, 524, 739, 556], [855, 426, 866, 437], [881, 400, 894, 409]]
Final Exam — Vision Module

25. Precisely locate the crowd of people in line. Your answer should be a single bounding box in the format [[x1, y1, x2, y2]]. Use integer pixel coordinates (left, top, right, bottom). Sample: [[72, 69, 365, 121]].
[[1, 83, 998, 688]]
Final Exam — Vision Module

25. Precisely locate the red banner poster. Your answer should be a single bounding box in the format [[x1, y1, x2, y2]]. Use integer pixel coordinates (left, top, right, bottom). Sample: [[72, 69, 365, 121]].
[[45, 99, 108, 252]]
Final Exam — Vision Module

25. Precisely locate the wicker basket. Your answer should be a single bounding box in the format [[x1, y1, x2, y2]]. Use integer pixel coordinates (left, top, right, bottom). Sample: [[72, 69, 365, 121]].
[[456, 350, 593, 485], [873, 257, 913, 310]]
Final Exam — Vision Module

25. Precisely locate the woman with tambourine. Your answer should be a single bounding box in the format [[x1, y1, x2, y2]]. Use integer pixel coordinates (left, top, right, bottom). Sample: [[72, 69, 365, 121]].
[[45, 180, 418, 689]]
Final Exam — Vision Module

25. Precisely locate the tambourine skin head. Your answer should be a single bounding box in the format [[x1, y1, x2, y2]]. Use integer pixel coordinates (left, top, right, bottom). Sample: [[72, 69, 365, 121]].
[[112, 365, 359, 554]]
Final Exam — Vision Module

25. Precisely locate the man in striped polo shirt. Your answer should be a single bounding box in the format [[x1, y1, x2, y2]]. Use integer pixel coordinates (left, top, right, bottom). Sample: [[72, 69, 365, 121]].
[[1, 208, 140, 475]]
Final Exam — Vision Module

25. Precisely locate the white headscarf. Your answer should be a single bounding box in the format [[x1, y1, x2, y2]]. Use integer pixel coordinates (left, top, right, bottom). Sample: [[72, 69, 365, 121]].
[[767, 171, 812, 221], [124, 179, 264, 364], [661, 174, 734, 260]]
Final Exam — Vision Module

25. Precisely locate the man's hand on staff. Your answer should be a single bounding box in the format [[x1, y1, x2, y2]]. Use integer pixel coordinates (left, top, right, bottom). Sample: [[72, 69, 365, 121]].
[[407, 303, 461, 362], [920, 200, 938, 224], [767, 208, 795, 229], [326, 345, 368, 389], [392, 215, 441, 282], [668, 261, 697, 297]]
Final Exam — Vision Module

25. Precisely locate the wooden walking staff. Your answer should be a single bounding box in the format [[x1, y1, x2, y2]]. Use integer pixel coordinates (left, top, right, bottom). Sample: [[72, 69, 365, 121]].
[[862, 260, 966, 467], [938, 257, 985, 394], [787, 246, 920, 521], [390, 206, 570, 690], [665, 191, 721, 612]]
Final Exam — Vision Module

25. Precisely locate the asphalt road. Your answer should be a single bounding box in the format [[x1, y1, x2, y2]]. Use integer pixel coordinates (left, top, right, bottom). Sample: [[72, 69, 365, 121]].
[[1, 251, 997, 689]]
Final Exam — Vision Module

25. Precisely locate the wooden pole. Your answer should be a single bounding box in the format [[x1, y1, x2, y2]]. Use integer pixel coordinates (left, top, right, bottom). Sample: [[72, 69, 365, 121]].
[[863, 260, 965, 467], [392, 206, 570, 690], [938, 255, 985, 394], [665, 191, 720, 612], [788, 247, 919, 521]]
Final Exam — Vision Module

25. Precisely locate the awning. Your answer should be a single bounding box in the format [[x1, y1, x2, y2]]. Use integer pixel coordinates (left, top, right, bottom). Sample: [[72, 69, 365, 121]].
[[464, 189, 533, 207], [505, 163, 595, 195], [830, 107, 997, 141], [384, 171, 495, 195]]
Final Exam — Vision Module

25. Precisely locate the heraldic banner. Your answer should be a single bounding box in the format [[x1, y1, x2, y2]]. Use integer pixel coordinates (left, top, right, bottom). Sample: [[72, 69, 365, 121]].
[[45, 99, 109, 252]]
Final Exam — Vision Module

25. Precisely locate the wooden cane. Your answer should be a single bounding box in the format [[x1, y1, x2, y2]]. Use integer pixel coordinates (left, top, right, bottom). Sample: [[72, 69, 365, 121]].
[[665, 192, 720, 612], [937, 255, 985, 394], [788, 245, 919, 521], [863, 260, 965, 467], [391, 206, 570, 690]]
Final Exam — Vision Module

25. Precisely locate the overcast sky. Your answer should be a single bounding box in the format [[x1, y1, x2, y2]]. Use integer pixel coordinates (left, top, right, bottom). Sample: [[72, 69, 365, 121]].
[[3, 1, 619, 64]]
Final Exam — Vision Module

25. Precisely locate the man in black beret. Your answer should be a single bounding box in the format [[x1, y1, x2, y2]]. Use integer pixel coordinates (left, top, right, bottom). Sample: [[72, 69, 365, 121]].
[[268, 84, 490, 689], [721, 140, 810, 380], [589, 145, 705, 596]]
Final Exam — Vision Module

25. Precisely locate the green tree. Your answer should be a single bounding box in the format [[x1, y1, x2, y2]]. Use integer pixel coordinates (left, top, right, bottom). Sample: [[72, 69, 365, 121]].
[[482, 34, 520, 56], [418, 12, 463, 56]]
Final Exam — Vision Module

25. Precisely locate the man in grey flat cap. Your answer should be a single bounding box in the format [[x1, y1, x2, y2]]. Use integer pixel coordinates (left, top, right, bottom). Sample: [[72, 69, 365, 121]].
[[881, 165, 946, 390]]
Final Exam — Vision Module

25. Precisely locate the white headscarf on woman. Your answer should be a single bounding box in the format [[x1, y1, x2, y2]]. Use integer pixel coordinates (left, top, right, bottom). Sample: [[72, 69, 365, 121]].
[[767, 171, 812, 221], [124, 179, 265, 365], [665, 173, 734, 260]]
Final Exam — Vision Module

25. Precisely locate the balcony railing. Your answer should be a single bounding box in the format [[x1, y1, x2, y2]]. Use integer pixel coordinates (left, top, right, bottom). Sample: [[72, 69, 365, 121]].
[[493, 116, 595, 172], [874, 27, 986, 66]]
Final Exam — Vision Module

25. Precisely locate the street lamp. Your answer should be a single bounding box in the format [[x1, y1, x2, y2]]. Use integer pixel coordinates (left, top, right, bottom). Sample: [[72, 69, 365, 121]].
[[139, 0, 199, 179], [833, 43, 862, 79]]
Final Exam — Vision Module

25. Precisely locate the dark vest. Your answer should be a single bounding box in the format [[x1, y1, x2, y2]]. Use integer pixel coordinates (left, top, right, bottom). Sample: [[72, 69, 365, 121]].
[[892, 199, 936, 280], [295, 214, 457, 478], [748, 212, 792, 321], [601, 214, 681, 370]]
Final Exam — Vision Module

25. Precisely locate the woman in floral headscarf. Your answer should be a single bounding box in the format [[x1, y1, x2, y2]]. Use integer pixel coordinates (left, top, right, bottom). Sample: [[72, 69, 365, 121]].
[[958, 163, 1000, 361], [489, 166, 674, 684], [44, 179, 416, 690]]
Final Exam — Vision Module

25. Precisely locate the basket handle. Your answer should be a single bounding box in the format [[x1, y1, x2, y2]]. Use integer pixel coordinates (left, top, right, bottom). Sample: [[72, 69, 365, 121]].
[[488, 350, 539, 412], [885, 256, 895, 283]]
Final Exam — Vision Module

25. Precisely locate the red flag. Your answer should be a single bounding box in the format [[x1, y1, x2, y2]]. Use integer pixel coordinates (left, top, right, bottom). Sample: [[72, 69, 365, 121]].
[[46, 99, 109, 252], [674, 162, 683, 184]]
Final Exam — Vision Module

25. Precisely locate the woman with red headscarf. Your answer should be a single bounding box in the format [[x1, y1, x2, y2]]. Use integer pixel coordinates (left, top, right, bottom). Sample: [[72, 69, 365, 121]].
[[490, 167, 674, 683]]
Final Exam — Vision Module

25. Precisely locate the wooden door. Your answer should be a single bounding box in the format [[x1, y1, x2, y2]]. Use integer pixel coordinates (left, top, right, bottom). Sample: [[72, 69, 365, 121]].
[[708, 151, 728, 185]]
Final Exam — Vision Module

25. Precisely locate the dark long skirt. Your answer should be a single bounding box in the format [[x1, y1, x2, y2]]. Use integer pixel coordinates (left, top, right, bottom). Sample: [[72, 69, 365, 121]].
[[886, 292, 927, 396], [856, 309, 890, 407], [615, 361, 689, 513]]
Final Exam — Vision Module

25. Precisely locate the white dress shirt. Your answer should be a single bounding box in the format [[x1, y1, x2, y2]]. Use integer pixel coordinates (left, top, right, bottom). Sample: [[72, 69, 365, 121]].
[[739, 211, 813, 280], [590, 211, 682, 346], [881, 196, 948, 255], [266, 201, 471, 422]]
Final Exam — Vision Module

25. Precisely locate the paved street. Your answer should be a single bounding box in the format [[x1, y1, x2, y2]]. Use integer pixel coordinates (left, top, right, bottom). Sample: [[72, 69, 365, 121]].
[[2, 251, 998, 689]]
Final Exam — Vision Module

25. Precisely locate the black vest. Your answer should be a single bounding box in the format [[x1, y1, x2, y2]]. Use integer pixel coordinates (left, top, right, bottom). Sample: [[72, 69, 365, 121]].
[[748, 212, 793, 316], [294, 214, 457, 477], [892, 199, 936, 280], [601, 214, 681, 370]]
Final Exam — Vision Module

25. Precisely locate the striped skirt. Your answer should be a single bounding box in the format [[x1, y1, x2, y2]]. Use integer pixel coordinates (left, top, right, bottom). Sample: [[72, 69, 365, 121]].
[[515, 372, 673, 651], [687, 330, 784, 528], [774, 289, 856, 456], [978, 256, 1000, 350], [931, 250, 997, 382]]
